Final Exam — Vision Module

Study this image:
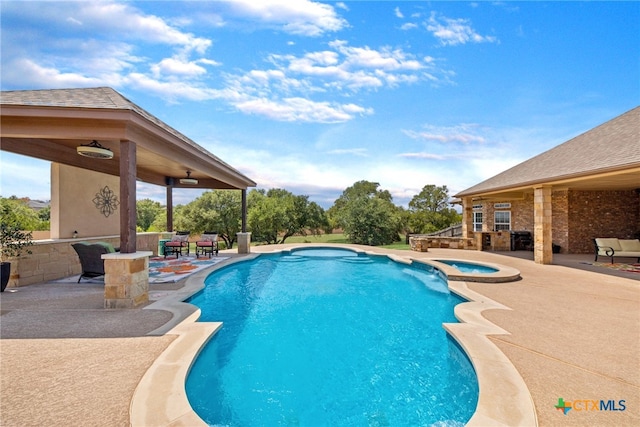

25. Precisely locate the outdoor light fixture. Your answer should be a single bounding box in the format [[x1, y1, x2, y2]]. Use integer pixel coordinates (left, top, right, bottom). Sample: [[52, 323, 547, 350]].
[[77, 140, 114, 159], [179, 170, 198, 185]]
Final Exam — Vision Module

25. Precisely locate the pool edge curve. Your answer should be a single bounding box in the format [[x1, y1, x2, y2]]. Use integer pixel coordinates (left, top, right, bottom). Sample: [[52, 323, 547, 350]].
[[130, 245, 537, 427]]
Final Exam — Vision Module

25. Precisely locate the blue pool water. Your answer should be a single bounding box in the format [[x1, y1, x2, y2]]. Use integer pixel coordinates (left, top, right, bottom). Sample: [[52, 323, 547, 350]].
[[186, 248, 478, 426], [436, 259, 499, 274]]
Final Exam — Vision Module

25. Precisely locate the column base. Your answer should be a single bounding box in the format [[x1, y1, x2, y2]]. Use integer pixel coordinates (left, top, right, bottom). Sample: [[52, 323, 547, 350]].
[[236, 232, 251, 254], [102, 251, 152, 308]]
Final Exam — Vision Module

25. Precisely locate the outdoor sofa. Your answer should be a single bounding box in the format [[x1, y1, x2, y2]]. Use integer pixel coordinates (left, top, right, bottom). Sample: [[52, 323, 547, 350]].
[[593, 238, 640, 264]]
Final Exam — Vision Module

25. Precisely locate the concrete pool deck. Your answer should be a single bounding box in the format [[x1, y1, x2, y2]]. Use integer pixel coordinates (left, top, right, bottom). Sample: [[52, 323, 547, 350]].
[[1, 246, 638, 426]]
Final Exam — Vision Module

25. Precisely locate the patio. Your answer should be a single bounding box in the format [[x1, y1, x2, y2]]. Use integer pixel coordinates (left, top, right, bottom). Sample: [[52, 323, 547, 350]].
[[1, 247, 638, 426]]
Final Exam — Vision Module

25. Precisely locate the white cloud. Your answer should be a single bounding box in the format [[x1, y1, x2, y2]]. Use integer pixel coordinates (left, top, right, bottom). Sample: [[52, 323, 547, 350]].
[[2, 59, 122, 89], [400, 22, 418, 31], [395, 7, 404, 19], [266, 40, 449, 94], [127, 73, 224, 102], [426, 12, 498, 46], [403, 124, 487, 144], [151, 58, 206, 78], [399, 152, 446, 160], [225, 0, 347, 36], [210, 39, 451, 122], [232, 97, 372, 123], [327, 148, 369, 157]]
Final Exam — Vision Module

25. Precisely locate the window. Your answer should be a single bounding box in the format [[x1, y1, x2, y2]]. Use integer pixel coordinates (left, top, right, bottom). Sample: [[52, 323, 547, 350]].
[[473, 211, 483, 232], [494, 211, 511, 231]]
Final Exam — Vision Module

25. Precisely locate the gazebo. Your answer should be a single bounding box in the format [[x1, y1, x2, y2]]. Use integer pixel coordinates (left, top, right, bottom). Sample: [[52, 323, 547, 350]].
[[1, 87, 256, 306]]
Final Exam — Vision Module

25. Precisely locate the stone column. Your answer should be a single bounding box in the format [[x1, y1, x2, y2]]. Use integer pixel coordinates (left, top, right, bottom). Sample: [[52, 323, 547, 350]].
[[534, 186, 553, 264], [461, 197, 474, 238], [237, 232, 251, 254], [102, 251, 152, 308]]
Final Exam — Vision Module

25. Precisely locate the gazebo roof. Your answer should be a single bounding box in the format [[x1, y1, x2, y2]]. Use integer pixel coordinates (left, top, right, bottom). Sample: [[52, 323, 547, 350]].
[[1, 87, 256, 190], [455, 106, 640, 198]]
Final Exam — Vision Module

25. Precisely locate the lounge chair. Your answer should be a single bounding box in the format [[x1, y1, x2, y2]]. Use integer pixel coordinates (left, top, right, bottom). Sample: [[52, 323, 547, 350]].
[[196, 232, 219, 258], [163, 231, 190, 258], [71, 242, 117, 283]]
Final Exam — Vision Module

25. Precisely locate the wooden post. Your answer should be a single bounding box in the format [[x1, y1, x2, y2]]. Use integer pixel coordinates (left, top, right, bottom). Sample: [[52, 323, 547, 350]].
[[119, 140, 137, 253], [166, 178, 174, 232]]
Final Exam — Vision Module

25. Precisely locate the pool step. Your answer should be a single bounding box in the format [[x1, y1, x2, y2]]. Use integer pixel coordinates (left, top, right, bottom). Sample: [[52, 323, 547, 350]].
[[279, 255, 306, 262], [338, 257, 375, 264]]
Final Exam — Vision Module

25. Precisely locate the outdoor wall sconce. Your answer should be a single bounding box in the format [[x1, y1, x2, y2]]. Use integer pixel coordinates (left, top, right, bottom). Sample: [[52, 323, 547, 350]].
[[179, 170, 198, 185], [77, 140, 114, 159]]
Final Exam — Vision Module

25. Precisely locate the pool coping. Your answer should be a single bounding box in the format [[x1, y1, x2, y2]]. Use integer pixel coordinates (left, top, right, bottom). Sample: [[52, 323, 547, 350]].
[[130, 246, 536, 426]]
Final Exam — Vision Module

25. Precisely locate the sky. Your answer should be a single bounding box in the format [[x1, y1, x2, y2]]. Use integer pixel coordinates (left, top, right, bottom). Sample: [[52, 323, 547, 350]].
[[1, 0, 638, 208]]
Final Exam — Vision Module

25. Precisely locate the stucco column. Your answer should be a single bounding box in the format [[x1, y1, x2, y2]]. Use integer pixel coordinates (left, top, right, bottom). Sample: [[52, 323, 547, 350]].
[[461, 197, 473, 238], [534, 186, 553, 264]]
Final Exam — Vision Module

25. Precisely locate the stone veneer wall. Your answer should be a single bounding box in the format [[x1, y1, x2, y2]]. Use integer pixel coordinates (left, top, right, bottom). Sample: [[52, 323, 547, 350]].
[[5, 233, 160, 289], [410, 236, 477, 251], [567, 190, 640, 254]]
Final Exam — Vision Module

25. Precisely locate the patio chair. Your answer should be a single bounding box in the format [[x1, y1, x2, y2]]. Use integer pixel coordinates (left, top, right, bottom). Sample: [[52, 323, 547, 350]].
[[196, 232, 219, 258], [71, 242, 117, 283], [163, 231, 191, 258]]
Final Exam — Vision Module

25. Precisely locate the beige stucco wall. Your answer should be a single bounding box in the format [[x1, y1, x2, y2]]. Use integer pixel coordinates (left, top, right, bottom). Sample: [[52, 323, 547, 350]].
[[51, 163, 120, 239]]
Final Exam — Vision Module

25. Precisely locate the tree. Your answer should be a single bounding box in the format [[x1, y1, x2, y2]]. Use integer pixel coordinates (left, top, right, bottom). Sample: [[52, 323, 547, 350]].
[[136, 199, 164, 232], [407, 185, 461, 234], [0, 197, 44, 231], [248, 188, 328, 244], [329, 180, 401, 246], [178, 190, 243, 249]]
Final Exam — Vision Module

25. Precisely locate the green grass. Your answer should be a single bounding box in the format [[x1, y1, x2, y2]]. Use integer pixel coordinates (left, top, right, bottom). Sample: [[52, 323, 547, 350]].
[[284, 233, 350, 244], [281, 233, 411, 250]]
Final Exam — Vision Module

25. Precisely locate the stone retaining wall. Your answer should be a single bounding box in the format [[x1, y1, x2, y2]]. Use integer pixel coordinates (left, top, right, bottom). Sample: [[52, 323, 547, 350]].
[[410, 235, 477, 252], [5, 233, 160, 288]]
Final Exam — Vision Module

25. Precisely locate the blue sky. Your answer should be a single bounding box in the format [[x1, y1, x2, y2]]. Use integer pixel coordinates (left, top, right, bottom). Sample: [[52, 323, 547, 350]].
[[1, 0, 638, 208]]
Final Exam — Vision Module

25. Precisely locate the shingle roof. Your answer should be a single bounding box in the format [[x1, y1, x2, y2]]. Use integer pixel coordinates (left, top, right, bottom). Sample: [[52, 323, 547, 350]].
[[455, 106, 640, 197], [0, 86, 134, 109]]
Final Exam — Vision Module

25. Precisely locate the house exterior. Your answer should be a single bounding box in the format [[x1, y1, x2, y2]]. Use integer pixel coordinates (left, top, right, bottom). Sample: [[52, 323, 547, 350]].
[[454, 106, 640, 264]]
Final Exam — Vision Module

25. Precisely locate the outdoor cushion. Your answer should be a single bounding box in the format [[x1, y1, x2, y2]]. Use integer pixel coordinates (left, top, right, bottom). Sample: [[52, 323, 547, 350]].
[[619, 239, 640, 252], [94, 241, 116, 253], [170, 234, 190, 243], [197, 233, 218, 243], [595, 238, 622, 252]]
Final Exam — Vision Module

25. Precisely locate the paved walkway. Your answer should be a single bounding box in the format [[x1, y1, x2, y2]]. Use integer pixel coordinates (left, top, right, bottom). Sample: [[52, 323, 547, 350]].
[[1, 247, 638, 426]]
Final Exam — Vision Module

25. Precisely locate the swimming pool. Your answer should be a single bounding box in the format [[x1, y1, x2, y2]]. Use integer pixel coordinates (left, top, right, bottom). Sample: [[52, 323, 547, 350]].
[[185, 247, 478, 426], [435, 259, 499, 274]]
